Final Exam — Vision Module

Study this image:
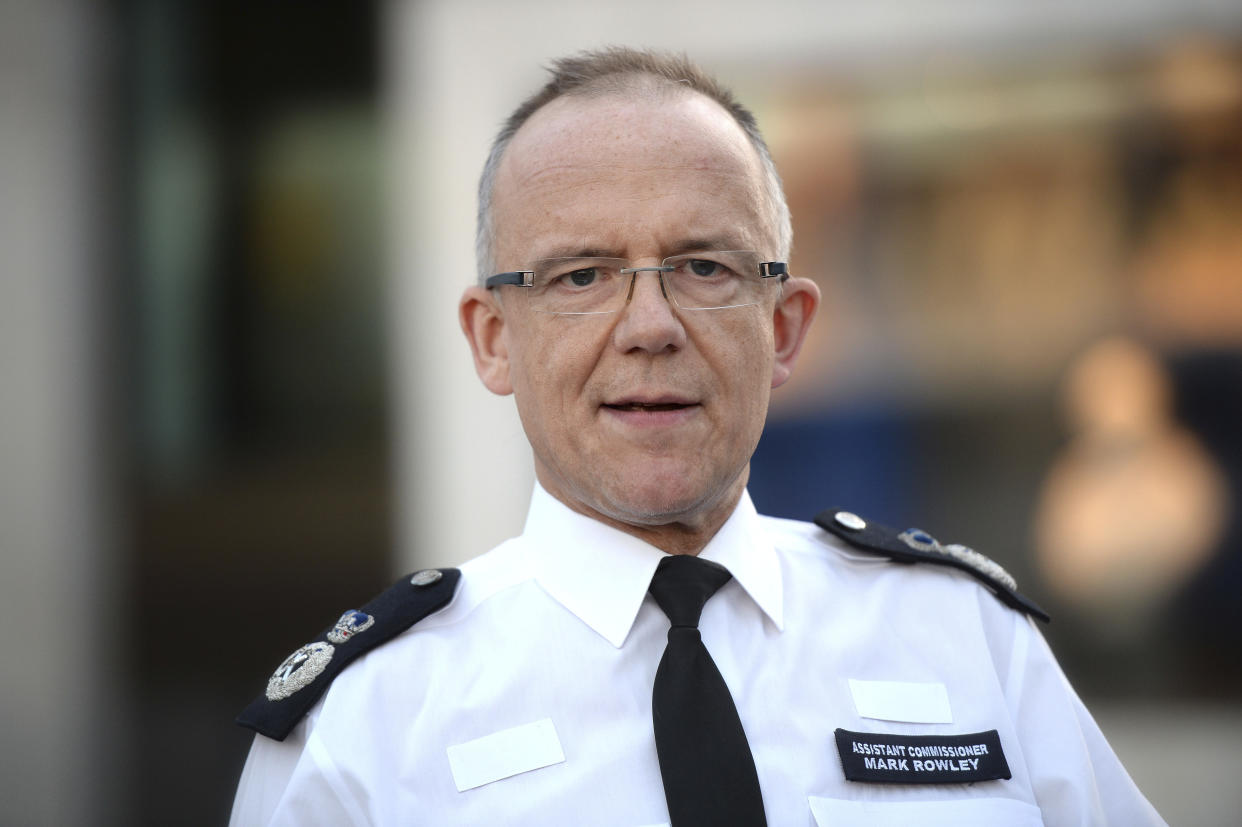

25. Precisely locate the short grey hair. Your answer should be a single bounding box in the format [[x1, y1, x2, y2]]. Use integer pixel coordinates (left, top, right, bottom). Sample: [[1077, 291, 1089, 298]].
[[475, 47, 793, 284]]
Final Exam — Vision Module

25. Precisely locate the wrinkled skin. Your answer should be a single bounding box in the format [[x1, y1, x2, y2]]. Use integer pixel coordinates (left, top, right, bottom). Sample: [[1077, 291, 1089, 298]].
[[461, 91, 819, 554]]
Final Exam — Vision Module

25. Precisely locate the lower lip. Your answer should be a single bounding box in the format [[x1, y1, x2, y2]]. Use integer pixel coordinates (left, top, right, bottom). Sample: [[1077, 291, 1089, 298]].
[[601, 404, 700, 428]]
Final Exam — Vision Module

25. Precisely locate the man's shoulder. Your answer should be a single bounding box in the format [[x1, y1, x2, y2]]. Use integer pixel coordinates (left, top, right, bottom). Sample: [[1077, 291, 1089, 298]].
[[235, 567, 463, 742], [234, 536, 536, 742], [758, 506, 1049, 623]]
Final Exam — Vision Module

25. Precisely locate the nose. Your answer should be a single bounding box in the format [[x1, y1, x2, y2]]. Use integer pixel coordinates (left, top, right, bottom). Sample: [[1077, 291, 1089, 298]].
[[611, 268, 687, 354]]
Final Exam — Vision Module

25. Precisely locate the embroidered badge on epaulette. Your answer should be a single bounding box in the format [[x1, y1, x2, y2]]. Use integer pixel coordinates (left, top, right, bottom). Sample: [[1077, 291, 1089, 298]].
[[814, 509, 1050, 623], [237, 568, 462, 741]]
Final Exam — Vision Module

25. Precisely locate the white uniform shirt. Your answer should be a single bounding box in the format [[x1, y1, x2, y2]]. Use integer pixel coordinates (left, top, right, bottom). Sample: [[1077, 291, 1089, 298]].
[[231, 485, 1163, 826]]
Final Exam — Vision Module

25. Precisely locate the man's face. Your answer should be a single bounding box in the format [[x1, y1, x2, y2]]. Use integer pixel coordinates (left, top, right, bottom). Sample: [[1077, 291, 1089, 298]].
[[463, 91, 817, 541]]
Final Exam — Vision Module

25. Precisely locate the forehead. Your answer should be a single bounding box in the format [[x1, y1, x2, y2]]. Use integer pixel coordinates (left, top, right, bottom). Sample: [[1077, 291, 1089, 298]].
[[491, 91, 773, 260]]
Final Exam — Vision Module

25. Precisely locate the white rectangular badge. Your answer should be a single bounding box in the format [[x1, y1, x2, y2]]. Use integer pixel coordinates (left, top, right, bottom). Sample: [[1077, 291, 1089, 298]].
[[447, 718, 566, 792], [810, 796, 1043, 826], [848, 679, 953, 724]]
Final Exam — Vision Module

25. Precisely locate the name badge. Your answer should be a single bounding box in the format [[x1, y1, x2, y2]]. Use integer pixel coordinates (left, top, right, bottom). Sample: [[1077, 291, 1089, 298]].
[[834, 728, 1011, 785]]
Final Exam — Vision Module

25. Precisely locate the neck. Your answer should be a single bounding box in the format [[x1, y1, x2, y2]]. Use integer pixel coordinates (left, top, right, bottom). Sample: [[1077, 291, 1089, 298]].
[[537, 472, 748, 556]]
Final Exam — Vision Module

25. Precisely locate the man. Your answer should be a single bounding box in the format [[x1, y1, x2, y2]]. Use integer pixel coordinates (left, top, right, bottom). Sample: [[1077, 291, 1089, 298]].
[[230, 48, 1162, 825]]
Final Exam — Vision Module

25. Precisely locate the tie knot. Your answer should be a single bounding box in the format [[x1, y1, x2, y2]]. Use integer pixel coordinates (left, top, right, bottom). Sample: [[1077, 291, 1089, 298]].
[[649, 555, 733, 629]]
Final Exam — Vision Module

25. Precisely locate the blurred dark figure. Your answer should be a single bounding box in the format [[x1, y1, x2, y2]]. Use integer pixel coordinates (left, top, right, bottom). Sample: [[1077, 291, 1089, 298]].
[[1167, 349, 1242, 694]]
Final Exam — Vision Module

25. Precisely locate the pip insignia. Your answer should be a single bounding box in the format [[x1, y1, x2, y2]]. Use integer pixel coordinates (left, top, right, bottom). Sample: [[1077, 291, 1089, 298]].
[[326, 609, 375, 644], [898, 528, 1019, 591], [266, 641, 334, 701]]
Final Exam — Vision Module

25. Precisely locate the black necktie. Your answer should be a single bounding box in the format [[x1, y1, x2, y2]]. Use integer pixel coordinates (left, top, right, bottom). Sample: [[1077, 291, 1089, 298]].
[[649, 555, 767, 826]]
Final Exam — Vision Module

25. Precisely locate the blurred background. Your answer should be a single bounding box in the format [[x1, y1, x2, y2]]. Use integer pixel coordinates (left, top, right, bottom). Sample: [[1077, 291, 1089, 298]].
[[2, 0, 1240, 824]]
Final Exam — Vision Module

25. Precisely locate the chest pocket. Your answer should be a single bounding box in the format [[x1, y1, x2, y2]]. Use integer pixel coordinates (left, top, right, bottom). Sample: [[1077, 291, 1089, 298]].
[[809, 796, 1043, 826]]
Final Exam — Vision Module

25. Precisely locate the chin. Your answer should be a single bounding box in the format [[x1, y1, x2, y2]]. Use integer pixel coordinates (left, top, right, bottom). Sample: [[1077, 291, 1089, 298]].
[[597, 474, 726, 526]]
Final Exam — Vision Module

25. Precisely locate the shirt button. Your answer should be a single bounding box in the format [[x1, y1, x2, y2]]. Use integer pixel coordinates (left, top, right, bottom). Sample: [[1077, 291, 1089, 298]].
[[834, 511, 867, 531], [410, 569, 443, 587]]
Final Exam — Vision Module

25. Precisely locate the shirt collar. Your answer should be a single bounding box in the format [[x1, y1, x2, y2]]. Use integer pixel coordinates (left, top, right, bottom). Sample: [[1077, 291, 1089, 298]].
[[523, 483, 784, 649], [699, 490, 784, 634]]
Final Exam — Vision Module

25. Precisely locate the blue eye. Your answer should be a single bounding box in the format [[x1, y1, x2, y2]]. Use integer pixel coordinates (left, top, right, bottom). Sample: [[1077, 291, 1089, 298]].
[[567, 268, 597, 287]]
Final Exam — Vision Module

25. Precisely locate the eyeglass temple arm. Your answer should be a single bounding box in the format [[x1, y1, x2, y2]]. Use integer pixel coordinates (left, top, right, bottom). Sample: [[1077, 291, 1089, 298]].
[[485, 271, 533, 289], [760, 262, 788, 279]]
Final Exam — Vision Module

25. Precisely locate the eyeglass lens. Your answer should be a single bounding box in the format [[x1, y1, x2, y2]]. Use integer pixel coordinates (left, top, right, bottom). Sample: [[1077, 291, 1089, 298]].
[[527, 251, 770, 314]]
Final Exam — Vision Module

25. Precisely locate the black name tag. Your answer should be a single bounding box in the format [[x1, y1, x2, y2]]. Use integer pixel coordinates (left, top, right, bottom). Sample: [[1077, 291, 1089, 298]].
[[834, 729, 1011, 785]]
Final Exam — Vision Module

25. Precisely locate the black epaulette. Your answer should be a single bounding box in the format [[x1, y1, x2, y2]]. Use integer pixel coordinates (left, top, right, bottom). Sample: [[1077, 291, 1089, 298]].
[[814, 509, 1050, 623], [237, 568, 462, 741]]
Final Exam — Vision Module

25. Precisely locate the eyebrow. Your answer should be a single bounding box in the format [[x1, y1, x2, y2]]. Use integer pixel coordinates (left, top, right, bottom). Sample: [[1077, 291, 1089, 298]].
[[532, 236, 751, 262], [664, 236, 750, 256], [534, 246, 624, 261]]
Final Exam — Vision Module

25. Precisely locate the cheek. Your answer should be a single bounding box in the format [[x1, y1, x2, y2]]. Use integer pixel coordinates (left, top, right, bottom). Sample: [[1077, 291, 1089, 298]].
[[716, 313, 774, 378], [714, 317, 775, 425], [509, 321, 601, 414]]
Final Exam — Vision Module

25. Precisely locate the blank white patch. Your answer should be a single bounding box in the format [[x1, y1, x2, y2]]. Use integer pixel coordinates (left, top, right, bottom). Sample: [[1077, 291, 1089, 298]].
[[447, 718, 565, 792], [848, 679, 953, 724]]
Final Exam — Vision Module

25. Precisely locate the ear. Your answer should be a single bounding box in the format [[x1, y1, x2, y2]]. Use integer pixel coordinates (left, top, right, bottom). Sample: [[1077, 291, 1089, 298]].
[[770, 276, 820, 389], [460, 286, 514, 395]]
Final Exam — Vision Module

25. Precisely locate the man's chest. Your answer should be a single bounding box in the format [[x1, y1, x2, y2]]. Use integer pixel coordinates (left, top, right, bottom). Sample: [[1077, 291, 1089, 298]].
[[305, 585, 1042, 825]]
